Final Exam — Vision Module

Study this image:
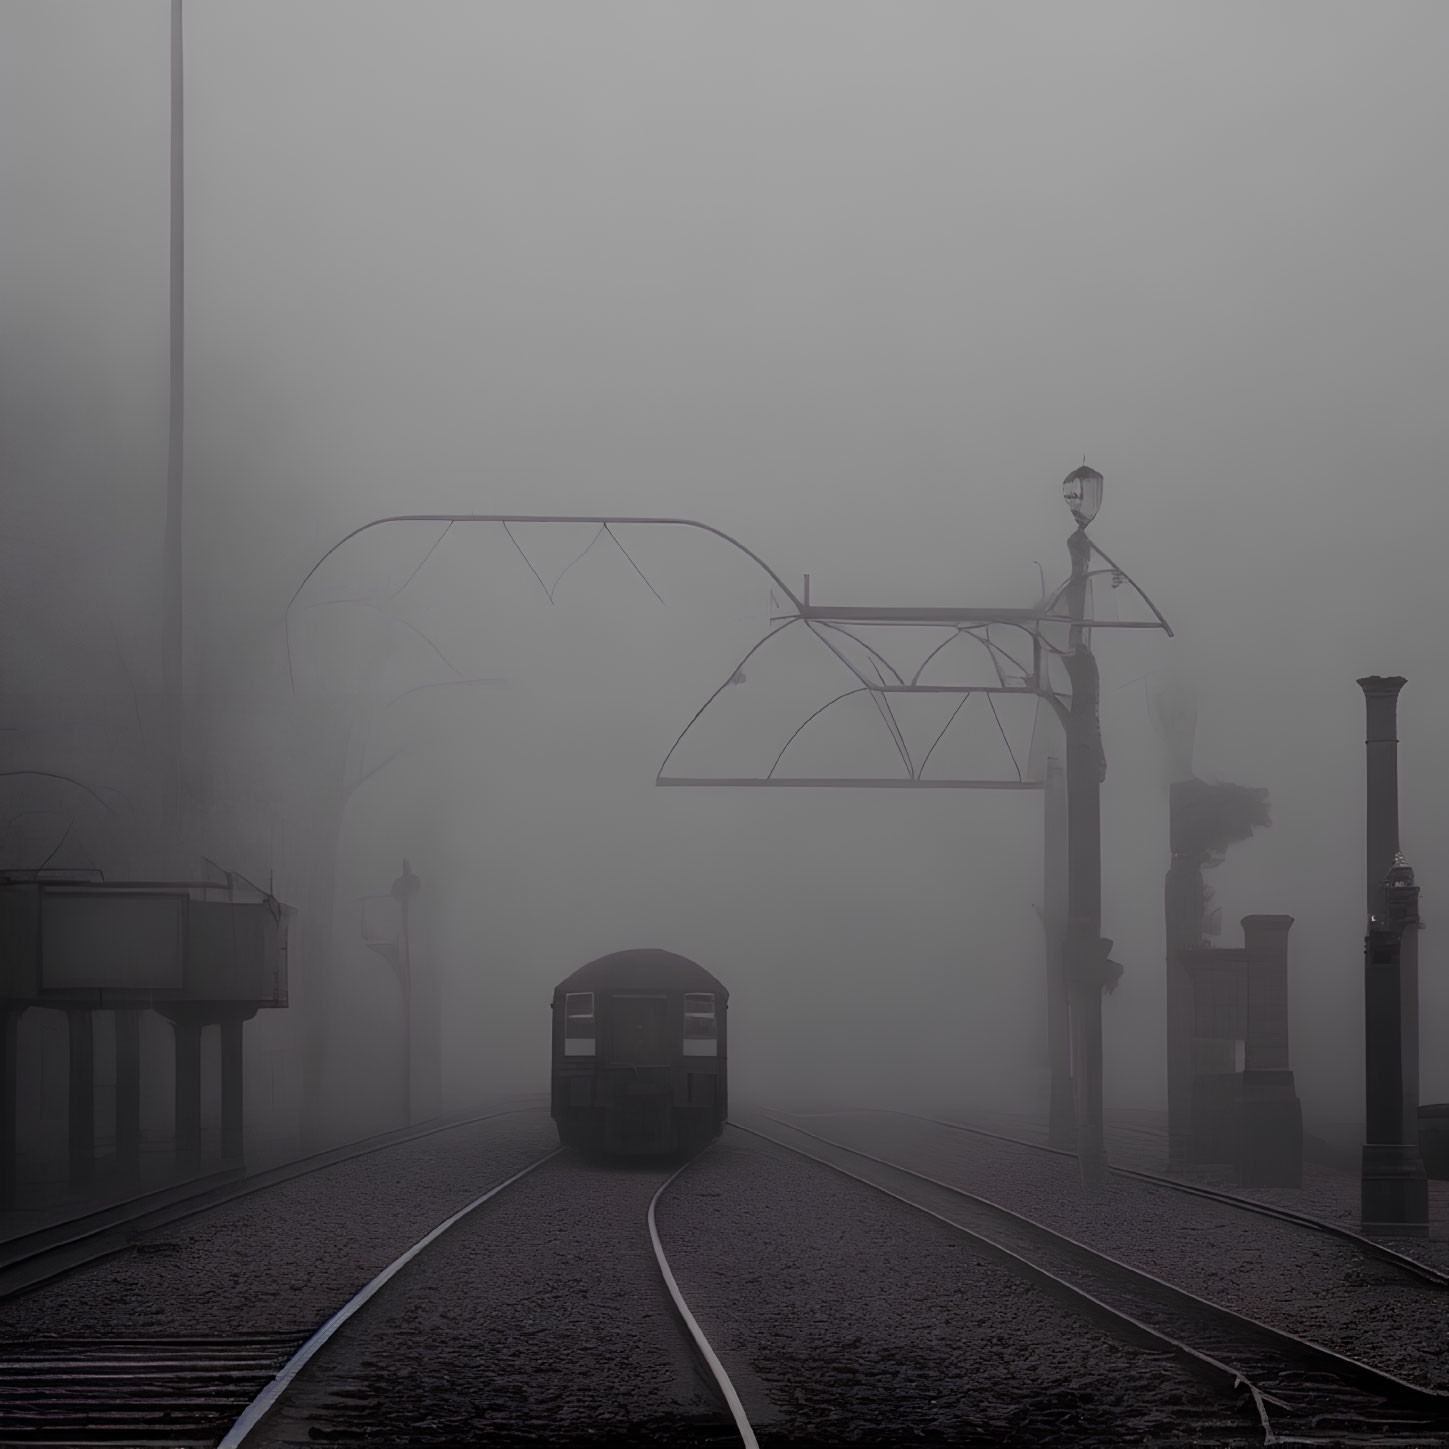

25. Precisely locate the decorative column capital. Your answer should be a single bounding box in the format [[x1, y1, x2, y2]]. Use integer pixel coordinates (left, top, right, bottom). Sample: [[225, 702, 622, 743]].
[[1357, 675, 1407, 700]]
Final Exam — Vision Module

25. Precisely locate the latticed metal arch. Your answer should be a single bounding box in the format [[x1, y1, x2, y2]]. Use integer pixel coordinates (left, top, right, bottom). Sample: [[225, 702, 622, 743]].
[[285, 513, 1171, 791]]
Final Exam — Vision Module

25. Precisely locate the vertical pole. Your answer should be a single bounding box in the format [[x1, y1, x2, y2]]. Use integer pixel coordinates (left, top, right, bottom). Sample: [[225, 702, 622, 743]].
[[220, 1014, 245, 1165], [161, 0, 185, 837], [0, 1010, 21, 1209], [1043, 757, 1074, 1149], [67, 1010, 95, 1188], [1361, 677, 1404, 912], [391, 860, 420, 1128], [1163, 773, 1205, 1167], [172, 1013, 201, 1176], [114, 1009, 142, 1184], [400, 894, 412, 1127], [1063, 525, 1107, 1186], [1357, 676, 1428, 1235]]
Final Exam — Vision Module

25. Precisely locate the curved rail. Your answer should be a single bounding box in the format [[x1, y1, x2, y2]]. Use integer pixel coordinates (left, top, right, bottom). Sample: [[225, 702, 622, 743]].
[[874, 1107, 1449, 1291], [0, 1106, 540, 1303], [218, 1149, 562, 1447], [649, 1154, 761, 1449], [742, 1114, 1449, 1445]]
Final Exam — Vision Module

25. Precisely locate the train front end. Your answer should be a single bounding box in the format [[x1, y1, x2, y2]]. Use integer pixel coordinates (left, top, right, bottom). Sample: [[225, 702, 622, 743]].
[[550, 949, 728, 1156]]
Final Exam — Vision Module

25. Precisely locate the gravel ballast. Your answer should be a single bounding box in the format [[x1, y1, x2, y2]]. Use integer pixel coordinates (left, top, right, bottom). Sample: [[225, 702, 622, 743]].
[[770, 1108, 1449, 1393], [0, 1107, 560, 1340], [249, 1154, 730, 1448], [658, 1130, 1254, 1447]]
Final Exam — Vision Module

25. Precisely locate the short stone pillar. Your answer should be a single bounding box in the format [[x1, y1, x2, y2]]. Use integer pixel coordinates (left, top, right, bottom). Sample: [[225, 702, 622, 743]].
[[1237, 915, 1302, 1187], [1181, 945, 1245, 1164]]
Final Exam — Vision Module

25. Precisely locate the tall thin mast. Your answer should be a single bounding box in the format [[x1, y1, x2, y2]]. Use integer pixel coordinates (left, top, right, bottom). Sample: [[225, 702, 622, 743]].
[[161, 0, 184, 836]]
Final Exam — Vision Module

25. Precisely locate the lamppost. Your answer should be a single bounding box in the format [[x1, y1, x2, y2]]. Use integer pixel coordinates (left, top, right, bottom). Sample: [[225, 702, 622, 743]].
[[1362, 853, 1427, 1229], [1357, 675, 1428, 1236], [1060, 465, 1115, 1186], [361, 860, 422, 1126], [392, 860, 420, 1125]]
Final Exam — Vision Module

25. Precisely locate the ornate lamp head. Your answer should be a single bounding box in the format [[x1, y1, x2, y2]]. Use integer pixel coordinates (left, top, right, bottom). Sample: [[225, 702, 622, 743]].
[[1062, 463, 1104, 528]]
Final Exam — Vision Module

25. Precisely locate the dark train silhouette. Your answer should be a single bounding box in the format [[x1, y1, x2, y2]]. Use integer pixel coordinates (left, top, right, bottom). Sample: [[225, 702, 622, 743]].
[[550, 948, 728, 1155]]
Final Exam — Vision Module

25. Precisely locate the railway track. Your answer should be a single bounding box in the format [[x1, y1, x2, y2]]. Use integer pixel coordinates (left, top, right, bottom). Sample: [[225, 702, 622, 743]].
[[0, 1335, 310, 1447], [0, 1107, 552, 1446], [0, 1106, 537, 1304], [745, 1111, 1449, 1446], [872, 1106, 1449, 1291], [210, 1148, 758, 1449]]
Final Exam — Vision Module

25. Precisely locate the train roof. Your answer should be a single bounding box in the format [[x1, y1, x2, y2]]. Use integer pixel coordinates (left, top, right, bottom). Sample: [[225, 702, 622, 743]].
[[553, 948, 728, 999]]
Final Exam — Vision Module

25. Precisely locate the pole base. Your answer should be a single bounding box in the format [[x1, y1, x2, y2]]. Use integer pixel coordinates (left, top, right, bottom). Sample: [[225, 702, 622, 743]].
[[1047, 1074, 1077, 1151], [1361, 1142, 1429, 1237], [1077, 1143, 1109, 1189], [1076, 1112, 1108, 1189]]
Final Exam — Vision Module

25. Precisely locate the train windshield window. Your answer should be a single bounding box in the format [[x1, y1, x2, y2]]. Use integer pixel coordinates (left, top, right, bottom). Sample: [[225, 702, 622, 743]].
[[563, 992, 595, 1056], [608, 994, 670, 1064], [683, 992, 717, 1056]]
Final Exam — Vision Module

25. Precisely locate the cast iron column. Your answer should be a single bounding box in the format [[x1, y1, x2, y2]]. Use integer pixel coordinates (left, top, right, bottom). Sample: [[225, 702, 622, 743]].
[[1163, 829, 1202, 1167], [1043, 757, 1075, 1149], [1064, 525, 1108, 1185], [1357, 676, 1428, 1235], [391, 861, 421, 1127]]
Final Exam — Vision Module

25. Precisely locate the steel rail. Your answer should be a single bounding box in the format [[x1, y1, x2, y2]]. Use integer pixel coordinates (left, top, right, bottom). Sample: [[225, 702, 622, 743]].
[[0, 1105, 539, 1302], [217, 1149, 562, 1447], [649, 1152, 761, 1449], [873, 1107, 1449, 1292], [740, 1115, 1449, 1445], [727, 1120, 1280, 1443]]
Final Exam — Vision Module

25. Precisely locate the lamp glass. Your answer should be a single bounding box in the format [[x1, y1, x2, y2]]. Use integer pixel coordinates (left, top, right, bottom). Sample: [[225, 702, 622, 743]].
[[1062, 465, 1104, 527]]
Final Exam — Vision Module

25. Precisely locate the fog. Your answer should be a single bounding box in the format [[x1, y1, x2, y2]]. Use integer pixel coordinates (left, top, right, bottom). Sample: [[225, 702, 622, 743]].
[[3, 2, 1447, 1155]]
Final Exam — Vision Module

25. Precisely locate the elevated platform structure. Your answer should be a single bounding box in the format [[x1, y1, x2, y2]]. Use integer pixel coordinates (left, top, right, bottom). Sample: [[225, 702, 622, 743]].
[[0, 872, 291, 1206]]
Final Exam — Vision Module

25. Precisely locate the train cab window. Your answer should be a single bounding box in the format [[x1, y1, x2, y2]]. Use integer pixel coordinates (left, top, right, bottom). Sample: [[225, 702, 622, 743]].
[[608, 994, 670, 1064], [683, 992, 717, 1057], [563, 992, 596, 1056]]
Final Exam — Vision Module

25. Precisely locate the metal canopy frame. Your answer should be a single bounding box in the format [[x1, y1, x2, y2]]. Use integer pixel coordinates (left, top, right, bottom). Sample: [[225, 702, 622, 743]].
[[286, 513, 1172, 790]]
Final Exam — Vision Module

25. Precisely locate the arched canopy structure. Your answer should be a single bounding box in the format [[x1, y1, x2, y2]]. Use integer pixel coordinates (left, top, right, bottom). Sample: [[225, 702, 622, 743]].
[[286, 513, 1171, 790]]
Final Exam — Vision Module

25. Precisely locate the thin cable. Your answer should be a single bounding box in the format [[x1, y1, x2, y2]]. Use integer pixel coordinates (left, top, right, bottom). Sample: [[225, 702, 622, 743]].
[[547, 524, 607, 597], [605, 525, 666, 604], [502, 523, 553, 601], [394, 522, 452, 597]]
